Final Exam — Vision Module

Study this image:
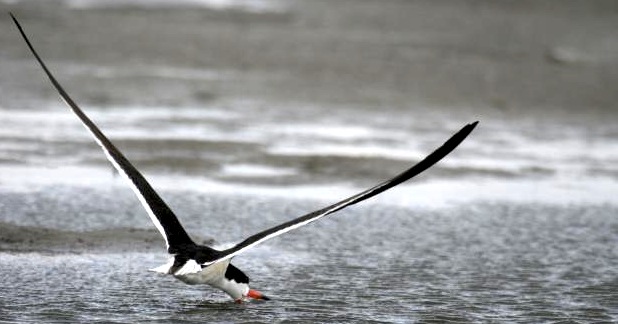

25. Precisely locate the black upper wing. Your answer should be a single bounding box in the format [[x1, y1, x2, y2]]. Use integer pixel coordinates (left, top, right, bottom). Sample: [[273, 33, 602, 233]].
[[11, 13, 195, 252], [198, 121, 478, 265]]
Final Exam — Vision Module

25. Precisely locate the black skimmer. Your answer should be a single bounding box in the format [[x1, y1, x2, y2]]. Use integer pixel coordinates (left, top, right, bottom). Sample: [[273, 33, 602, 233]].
[[11, 13, 478, 303]]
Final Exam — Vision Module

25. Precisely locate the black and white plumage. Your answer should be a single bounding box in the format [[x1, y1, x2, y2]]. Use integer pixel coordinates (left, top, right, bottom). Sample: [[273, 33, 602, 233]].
[[11, 13, 478, 302]]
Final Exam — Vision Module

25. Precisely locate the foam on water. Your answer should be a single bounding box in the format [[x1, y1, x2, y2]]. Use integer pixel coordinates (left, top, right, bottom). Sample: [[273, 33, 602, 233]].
[[269, 123, 406, 141], [4, 102, 616, 188], [221, 163, 296, 178], [1, 102, 617, 207], [63, 0, 286, 13], [64, 64, 238, 82], [268, 143, 427, 161], [0, 164, 616, 209]]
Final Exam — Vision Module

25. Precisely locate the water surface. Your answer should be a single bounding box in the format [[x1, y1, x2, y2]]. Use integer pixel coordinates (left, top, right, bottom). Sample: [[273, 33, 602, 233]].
[[1, 0, 617, 323]]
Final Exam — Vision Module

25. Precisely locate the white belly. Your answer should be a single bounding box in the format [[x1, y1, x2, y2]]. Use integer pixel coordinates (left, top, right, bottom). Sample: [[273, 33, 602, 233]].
[[175, 259, 230, 285], [173, 259, 249, 300]]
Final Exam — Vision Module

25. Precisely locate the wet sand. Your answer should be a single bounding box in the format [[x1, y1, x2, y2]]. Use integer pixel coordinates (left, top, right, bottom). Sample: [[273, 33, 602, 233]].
[[0, 221, 161, 253], [0, 221, 215, 253]]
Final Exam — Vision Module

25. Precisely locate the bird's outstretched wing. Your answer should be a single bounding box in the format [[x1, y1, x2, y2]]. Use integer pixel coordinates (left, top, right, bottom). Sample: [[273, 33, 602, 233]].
[[198, 121, 478, 266], [11, 13, 195, 252], [12, 13, 478, 266]]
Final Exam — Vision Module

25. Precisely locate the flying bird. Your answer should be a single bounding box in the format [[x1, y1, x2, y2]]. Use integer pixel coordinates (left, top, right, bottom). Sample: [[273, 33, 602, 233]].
[[11, 13, 478, 303]]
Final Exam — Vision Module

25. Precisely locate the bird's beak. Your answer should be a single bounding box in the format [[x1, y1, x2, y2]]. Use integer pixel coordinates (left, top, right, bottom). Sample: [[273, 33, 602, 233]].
[[247, 289, 271, 301]]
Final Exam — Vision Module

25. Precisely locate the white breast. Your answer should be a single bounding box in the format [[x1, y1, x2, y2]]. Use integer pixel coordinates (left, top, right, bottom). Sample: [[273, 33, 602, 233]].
[[174, 260, 249, 300], [174, 259, 229, 285]]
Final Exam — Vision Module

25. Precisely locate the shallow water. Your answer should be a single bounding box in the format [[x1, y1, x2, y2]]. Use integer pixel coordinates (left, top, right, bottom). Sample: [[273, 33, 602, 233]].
[[1, 0, 618, 323], [1, 201, 617, 323]]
